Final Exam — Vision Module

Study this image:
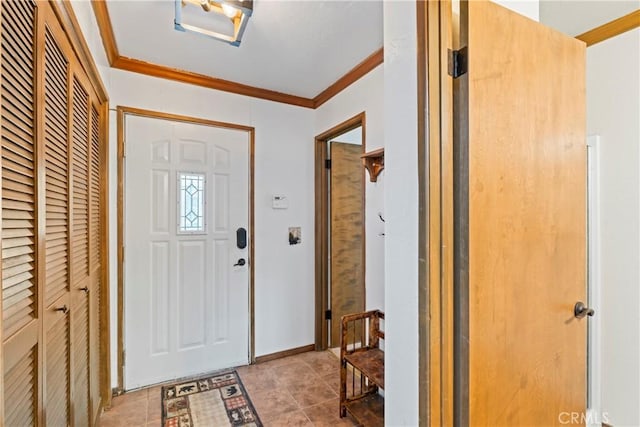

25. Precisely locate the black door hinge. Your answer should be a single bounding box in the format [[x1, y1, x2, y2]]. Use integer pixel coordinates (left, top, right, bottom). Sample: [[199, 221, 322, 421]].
[[448, 46, 468, 78], [325, 310, 332, 320], [325, 159, 332, 169]]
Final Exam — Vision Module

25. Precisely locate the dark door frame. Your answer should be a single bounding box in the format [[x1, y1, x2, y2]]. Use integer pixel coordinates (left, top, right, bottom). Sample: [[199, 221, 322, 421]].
[[314, 112, 367, 350]]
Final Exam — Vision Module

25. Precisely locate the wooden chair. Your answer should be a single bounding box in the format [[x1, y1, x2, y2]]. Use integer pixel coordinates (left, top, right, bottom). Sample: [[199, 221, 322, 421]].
[[339, 309, 385, 426]]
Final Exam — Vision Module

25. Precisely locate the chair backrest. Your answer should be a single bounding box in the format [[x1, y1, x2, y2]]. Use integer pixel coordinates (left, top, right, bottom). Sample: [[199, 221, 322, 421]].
[[340, 309, 385, 356]]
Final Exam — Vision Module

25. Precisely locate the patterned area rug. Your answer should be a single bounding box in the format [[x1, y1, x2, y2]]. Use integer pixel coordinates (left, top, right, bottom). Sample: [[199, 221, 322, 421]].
[[161, 370, 262, 426]]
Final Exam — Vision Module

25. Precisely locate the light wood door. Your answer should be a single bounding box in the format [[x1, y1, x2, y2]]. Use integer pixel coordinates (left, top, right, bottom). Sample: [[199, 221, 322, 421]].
[[457, 2, 587, 425], [70, 70, 93, 427], [43, 13, 73, 426], [89, 101, 104, 422], [1, 1, 106, 424], [125, 116, 250, 389], [330, 142, 364, 348], [1, 1, 39, 424]]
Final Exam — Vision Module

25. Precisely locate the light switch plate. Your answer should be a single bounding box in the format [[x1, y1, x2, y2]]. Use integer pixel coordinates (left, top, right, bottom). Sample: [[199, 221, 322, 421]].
[[272, 195, 289, 209]]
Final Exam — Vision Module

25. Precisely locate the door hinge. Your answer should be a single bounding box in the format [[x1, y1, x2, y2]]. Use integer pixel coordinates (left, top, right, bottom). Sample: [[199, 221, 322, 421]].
[[448, 46, 468, 78], [325, 310, 332, 320], [325, 159, 332, 169], [121, 349, 126, 365], [122, 139, 126, 157]]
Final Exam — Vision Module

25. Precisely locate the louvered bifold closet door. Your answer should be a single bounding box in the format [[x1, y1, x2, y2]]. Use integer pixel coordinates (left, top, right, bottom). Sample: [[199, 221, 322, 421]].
[[1, 0, 39, 424], [43, 14, 73, 427], [1, 1, 107, 424], [89, 103, 103, 419], [70, 71, 92, 427]]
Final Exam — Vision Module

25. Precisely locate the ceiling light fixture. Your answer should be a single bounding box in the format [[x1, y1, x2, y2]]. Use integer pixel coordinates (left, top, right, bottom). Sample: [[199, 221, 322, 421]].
[[175, 0, 253, 47]]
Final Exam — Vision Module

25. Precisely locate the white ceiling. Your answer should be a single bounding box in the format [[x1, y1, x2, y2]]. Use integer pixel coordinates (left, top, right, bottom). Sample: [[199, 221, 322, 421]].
[[107, 0, 384, 98]]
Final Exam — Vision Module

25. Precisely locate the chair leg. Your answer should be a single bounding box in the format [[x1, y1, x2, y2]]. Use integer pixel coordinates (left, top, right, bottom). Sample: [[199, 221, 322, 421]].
[[339, 360, 347, 418]]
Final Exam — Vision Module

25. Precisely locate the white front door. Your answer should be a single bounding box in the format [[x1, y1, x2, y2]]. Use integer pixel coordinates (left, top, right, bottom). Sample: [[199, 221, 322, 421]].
[[124, 115, 250, 389]]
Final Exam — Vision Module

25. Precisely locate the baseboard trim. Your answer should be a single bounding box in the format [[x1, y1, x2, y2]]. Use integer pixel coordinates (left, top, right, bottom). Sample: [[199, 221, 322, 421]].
[[255, 344, 315, 364], [111, 387, 125, 398]]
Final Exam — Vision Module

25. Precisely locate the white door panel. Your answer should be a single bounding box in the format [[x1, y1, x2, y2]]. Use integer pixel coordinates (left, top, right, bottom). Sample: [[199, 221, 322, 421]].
[[125, 116, 249, 389]]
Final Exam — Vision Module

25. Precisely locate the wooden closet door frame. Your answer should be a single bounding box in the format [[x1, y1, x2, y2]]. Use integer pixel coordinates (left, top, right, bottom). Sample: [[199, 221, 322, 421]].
[[416, 1, 455, 425], [313, 112, 366, 350]]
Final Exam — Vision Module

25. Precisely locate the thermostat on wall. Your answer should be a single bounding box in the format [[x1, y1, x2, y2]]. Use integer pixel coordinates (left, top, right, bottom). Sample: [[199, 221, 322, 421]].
[[272, 195, 289, 209]]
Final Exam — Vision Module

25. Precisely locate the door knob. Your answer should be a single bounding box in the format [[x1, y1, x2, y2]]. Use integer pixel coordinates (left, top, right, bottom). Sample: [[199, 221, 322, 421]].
[[574, 301, 595, 319], [55, 305, 69, 314], [80, 286, 89, 294], [234, 258, 246, 267]]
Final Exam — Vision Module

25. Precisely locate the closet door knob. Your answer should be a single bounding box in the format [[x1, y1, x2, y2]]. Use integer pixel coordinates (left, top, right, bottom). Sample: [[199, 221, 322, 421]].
[[80, 286, 90, 294], [55, 305, 69, 314]]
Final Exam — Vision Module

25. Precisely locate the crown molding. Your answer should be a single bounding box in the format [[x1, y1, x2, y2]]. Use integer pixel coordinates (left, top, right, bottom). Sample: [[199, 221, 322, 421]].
[[91, 0, 314, 107], [89, 2, 640, 108], [313, 48, 384, 109], [91, 0, 119, 65], [90, 0, 384, 109], [576, 9, 640, 46], [112, 56, 315, 108]]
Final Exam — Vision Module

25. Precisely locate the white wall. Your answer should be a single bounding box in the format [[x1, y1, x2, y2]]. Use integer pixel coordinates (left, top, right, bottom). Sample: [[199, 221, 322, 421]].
[[540, 1, 639, 36], [100, 70, 315, 386], [315, 65, 385, 312], [383, 1, 419, 424], [493, 0, 539, 20], [71, 0, 544, 404], [587, 28, 640, 427]]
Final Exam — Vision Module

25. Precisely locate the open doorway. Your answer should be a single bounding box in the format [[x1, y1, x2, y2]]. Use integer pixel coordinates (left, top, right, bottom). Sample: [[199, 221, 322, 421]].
[[314, 113, 366, 350]]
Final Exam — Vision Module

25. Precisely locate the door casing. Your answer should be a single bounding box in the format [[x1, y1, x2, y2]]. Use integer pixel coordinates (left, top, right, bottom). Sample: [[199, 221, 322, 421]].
[[115, 106, 256, 393], [314, 112, 366, 350]]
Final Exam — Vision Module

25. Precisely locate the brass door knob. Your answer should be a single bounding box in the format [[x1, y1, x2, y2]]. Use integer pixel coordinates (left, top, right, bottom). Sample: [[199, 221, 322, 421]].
[[55, 305, 69, 314]]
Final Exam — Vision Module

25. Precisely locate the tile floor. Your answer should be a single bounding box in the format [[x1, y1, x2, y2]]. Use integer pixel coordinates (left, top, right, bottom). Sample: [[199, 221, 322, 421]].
[[99, 350, 358, 426]]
